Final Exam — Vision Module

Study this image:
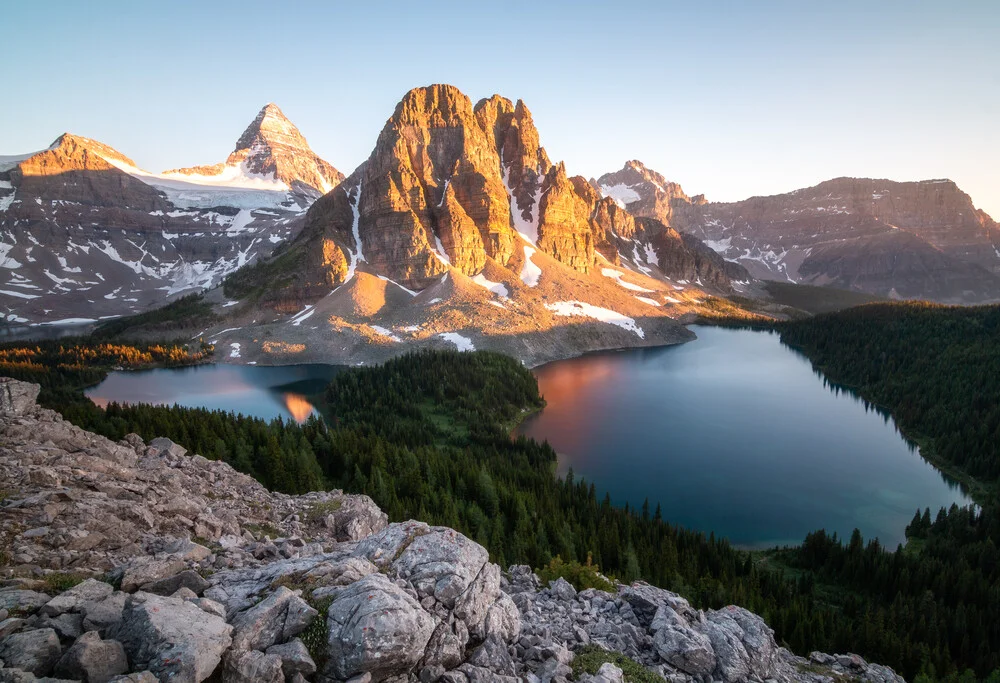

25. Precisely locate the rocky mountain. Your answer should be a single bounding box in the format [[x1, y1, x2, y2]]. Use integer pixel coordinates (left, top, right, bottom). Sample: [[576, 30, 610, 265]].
[[207, 85, 754, 367], [0, 105, 340, 327], [596, 163, 1000, 303], [163, 103, 343, 198], [0, 376, 906, 682]]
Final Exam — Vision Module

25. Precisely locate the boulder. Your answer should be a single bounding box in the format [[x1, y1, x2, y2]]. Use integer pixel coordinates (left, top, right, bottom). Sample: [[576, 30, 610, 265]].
[[0, 590, 51, 614], [0, 378, 40, 416], [354, 522, 500, 638], [110, 592, 232, 683], [652, 623, 716, 675], [229, 586, 317, 651], [53, 631, 128, 682], [325, 573, 436, 681], [41, 579, 114, 617], [0, 628, 62, 676], [0, 617, 25, 639], [145, 437, 187, 459], [107, 673, 159, 683], [118, 557, 187, 593], [139, 570, 210, 597], [265, 638, 317, 678], [221, 649, 283, 683], [81, 591, 127, 635], [322, 494, 388, 541]]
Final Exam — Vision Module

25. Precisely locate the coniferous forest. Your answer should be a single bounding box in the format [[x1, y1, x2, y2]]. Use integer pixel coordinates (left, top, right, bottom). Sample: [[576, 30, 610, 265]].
[[2, 304, 1000, 681]]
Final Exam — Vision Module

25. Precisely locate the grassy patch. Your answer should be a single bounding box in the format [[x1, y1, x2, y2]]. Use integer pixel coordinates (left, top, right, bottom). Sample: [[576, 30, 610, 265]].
[[571, 644, 665, 683], [243, 522, 281, 538], [537, 555, 616, 593], [300, 596, 333, 670], [40, 572, 91, 594], [304, 500, 343, 524]]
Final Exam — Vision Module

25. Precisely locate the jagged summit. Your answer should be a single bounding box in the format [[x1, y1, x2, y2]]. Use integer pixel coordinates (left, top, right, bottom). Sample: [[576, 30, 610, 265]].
[[596, 161, 691, 224], [164, 103, 343, 196]]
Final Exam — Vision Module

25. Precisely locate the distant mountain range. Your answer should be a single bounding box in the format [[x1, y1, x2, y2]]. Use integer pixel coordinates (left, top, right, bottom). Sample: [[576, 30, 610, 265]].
[[1, 84, 997, 362], [596, 161, 1000, 303], [0, 104, 338, 325]]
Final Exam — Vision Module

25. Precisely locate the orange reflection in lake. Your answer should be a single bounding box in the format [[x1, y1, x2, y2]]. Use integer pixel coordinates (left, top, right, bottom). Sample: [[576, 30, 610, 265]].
[[283, 393, 315, 423]]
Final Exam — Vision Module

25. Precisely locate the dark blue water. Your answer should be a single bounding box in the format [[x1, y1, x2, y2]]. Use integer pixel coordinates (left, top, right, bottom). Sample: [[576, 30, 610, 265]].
[[86, 363, 344, 423], [515, 325, 971, 549]]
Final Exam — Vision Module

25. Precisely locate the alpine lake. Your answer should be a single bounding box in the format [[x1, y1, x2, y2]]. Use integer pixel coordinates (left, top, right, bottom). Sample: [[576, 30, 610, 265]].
[[85, 325, 971, 549]]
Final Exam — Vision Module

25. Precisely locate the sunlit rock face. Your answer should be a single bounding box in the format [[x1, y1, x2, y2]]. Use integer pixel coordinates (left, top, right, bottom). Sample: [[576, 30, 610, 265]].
[[297, 84, 747, 295]]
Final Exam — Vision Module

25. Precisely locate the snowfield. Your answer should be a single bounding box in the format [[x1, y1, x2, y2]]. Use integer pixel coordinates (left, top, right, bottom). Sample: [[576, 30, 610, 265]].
[[520, 246, 542, 287], [471, 273, 509, 298], [601, 268, 655, 293], [438, 332, 475, 351], [544, 301, 645, 338]]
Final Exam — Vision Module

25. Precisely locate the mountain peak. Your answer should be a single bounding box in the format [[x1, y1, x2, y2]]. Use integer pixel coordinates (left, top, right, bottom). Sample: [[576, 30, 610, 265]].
[[164, 104, 343, 195], [234, 102, 307, 156]]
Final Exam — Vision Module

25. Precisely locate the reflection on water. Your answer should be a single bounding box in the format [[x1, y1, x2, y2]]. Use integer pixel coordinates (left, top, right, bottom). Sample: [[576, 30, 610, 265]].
[[283, 394, 316, 423], [86, 363, 344, 424], [516, 325, 971, 549]]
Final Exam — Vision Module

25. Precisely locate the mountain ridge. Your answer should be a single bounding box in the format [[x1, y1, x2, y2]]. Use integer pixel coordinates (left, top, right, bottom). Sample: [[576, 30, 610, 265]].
[[597, 162, 1000, 303]]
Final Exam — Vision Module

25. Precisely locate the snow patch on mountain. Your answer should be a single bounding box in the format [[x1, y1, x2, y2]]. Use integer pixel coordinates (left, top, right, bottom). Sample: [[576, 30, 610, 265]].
[[438, 332, 475, 351], [544, 301, 645, 338], [601, 267, 655, 293], [471, 273, 509, 298], [520, 246, 542, 287]]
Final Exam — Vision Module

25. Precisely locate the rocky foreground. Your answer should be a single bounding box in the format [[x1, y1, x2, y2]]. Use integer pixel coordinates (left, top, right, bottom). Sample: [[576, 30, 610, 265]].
[[0, 378, 904, 683]]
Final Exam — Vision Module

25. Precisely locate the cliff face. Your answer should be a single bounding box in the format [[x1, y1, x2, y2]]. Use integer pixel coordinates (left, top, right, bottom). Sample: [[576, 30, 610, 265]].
[[0, 377, 906, 683], [298, 85, 744, 296]]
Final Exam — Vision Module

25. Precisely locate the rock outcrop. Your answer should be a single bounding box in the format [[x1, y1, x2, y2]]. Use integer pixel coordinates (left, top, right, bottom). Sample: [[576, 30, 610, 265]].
[[0, 377, 906, 682]]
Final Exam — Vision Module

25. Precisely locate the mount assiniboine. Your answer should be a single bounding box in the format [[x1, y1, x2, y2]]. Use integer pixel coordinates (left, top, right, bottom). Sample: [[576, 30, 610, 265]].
[[0, 104, 340, 326]]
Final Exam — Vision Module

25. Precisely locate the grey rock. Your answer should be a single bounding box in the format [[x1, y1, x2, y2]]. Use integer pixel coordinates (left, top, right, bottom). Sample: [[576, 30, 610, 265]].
[[466, 636, 516, 676], [145, 437, 187, 459], [230, 586, 317, 651], [221, 649, 283, 683], [119, 557, 187, 593], [265, 638, 317, 678], [139, 570, 210, 597], [548, 577, 577, 601], [0, 378, 40, 416], [40, 612, 84, 641], [653, 624, 716, 675], [0, 590, 50, 614], [41, 580, 114, 617], [53, 631, 128, 683], [0, 618, 25, 639], [0, 628, 62, 676], [81, 592, 127, 635], [325, 573, 435, 680], [107, 673, 159, 683], [110, 592, 232, 683]]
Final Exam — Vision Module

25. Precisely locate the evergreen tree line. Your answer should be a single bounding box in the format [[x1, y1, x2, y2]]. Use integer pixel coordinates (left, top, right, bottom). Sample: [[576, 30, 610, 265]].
[[772, 303, 1000, 681]]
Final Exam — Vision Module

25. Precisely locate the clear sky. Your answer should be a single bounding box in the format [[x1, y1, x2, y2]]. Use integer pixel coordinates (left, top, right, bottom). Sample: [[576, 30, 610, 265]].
[[3, 1, 998, 216]]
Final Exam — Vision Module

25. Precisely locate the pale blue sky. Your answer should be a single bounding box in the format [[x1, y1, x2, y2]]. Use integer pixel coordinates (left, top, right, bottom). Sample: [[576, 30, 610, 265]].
[[3, 1, 998, 216]]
